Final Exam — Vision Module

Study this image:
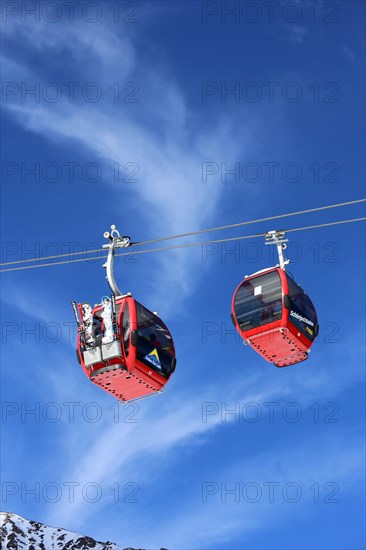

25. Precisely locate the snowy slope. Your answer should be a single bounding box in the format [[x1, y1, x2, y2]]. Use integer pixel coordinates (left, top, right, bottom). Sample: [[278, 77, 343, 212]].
[[0, 512, 145, 549]]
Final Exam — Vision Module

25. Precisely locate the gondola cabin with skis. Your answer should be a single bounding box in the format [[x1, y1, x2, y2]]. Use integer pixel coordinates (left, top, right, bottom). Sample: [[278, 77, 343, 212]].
[[231, 231, 318, 367], [72, 226, 176, 402]]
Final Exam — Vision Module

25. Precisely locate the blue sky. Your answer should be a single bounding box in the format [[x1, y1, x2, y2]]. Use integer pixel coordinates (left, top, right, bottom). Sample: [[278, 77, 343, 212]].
[[1, 1, 365, 549]]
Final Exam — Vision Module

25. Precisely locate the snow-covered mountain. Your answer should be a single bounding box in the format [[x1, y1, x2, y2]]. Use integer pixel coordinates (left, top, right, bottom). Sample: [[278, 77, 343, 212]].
[[0, 512, 150, 549]]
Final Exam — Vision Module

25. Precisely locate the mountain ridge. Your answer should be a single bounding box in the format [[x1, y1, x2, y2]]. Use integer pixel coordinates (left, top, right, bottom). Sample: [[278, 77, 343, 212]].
[[0, 511, 159, 550]]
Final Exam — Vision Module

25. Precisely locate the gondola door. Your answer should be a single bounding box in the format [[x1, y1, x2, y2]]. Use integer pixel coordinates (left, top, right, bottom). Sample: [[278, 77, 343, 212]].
[[119, 297, 136, 373]]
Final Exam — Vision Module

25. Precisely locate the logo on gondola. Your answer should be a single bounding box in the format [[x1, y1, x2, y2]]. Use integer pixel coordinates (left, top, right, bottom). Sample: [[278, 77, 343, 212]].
[[290, 310, 314, 327], [144, 348, 162, 369]]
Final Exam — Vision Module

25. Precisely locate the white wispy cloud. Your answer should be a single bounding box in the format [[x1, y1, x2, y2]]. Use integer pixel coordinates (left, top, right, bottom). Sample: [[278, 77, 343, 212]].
[[1, 17, 256, 314], [42, 329, 365, 533], [1, 17, 135, 75]]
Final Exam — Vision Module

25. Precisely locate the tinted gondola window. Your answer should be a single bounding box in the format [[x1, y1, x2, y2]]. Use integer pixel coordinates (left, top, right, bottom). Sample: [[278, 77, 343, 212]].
[[286, 275, 317, 341], [234, 270, 283, 331], [135, 302, 175, 377]]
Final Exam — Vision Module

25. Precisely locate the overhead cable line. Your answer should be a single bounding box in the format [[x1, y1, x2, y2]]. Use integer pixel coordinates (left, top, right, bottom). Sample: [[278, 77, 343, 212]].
[[131, 198, 366, 246], [1, 216, 365, 273], [1, 198, 365, 268]]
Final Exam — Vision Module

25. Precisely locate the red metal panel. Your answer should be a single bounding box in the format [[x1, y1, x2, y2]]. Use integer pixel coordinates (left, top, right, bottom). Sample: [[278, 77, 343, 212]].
[[247, 327, 309, 367], [90, 364, 162, 402]]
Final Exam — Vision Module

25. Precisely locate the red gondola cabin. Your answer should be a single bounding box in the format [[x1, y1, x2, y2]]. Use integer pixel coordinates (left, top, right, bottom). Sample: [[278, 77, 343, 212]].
[[76, 296, 176, 401], [231, 267, 318, 367]]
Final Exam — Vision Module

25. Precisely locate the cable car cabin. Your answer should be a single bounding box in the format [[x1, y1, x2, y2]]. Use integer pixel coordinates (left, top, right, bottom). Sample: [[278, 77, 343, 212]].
[[231, 267, 318, 367], [76, 297, 177, 402]]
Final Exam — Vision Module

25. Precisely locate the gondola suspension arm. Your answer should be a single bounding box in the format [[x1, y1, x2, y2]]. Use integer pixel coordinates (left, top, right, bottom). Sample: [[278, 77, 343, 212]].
[[103, 225, 130, 297], [265, 230, 290, 270]]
